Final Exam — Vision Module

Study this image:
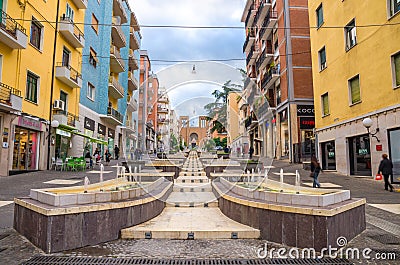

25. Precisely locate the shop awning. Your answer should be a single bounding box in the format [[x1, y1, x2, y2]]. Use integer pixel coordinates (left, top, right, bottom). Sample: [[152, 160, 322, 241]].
[[58, 124, 79, 133], [73, 131, 107, 145]]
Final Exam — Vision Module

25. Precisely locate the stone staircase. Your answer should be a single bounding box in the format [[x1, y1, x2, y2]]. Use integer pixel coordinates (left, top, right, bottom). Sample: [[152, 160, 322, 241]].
[[121, 151, 260, 239]]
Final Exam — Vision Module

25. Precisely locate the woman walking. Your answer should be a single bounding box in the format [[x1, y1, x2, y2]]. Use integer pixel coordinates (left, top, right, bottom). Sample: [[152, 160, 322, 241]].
[[378, 154, 394, 192], [311, 154, 321, 188]]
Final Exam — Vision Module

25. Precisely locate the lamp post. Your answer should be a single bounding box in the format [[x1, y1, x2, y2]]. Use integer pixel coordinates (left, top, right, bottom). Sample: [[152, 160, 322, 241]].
[[362, 117, 380, 142]]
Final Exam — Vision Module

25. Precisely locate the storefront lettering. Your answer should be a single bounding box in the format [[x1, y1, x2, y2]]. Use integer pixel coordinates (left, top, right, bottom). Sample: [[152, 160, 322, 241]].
[[297, 105, 315, 117], [18, 117, 41, 130], [84, 117, 95, 131], [299, 117, 315, 130]]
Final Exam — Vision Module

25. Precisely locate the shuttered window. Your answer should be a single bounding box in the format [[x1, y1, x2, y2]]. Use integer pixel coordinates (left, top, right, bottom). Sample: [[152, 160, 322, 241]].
[[321, 93, 329, 116], [316, 4, 324, 28], [319, 47, 326, 70], [393, 52, 400, 87], [349, 75, 361, 104]]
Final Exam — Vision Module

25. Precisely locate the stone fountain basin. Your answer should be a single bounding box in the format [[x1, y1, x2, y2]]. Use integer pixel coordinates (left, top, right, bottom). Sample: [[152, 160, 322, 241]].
[[218, 177, 350, 207], [29, 178, 166, 207]]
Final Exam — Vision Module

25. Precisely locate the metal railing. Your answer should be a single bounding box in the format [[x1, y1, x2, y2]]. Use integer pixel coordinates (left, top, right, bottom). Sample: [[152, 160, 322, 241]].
[[256, 45, 273, 69], [53, 109, 79, 127], [109, 76, 124, 96], [261, 66, 279, 89], [244, 2, 255, 26], [246, 47, 254, 65], [110, 45, 125, 69], [0, 82, 21, 105], [56, 63, 82, 83], [259, 11, 278, 38], [59, 16, 84, 42], [107, 107, 123, 123], [0, 10, 26, 38], [112, 16, 127, 44], [242, 28, 256, 53]]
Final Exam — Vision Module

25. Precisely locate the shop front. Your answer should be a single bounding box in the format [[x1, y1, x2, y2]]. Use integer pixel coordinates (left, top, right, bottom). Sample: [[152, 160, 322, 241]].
[[11, 116, 46, 174], [321, 140, 336, 170], [348, 134, 371, 176], [296, 105, 315, 162], [108, 128, 115, 157], [388, 127, 400, 184]]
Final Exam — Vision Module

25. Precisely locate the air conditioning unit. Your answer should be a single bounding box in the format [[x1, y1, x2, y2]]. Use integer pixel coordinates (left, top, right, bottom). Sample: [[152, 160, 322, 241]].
[[53, 100, 65, 110]]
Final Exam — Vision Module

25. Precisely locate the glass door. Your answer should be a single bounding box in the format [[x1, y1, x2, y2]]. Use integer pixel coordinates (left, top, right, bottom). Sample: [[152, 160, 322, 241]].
[[389, 128, 400, 184]]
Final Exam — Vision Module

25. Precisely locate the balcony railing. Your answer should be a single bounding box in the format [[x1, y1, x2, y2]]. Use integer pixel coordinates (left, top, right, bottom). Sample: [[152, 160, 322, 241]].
[[107, 107, 123, 123], [259, 11, 278, 38], [242, 28, 256, 53], [244, 3, 255, 26], [111, 16, 127, 48], [108, 76, 124, 98], [0, 81, 22, 109], [56, 63, 82, 88], [59, 16, 84, 48], [256, 45, 273, 70], [130, 27, 140, 50], [0, 10, 27, 49], [254, 0, 272, 26], [246, 47, 254, 65], [261, 66, 279, 89], [110, 45, 125, 72], [53, 110, 79, 127]]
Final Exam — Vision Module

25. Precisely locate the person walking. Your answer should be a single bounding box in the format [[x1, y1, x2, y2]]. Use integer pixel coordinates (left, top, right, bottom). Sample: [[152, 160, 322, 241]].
[[114, 145, 120, 160], [310, 154, 321, 188], [378, 154, 394, 192], [249, 146, 254, 159], [104, 149, 111, 166]]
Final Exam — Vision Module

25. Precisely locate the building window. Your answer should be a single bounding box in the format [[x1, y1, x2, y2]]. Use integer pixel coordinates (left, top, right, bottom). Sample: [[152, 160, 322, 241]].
[[65, 3, 74, 21], [62, 47, 70, 66], [389, 0, 400, 17], [319, 46, 327, 71], [87, 82, 95, 101], [276, 85, 281, 105], [316, 4, 324, 28], [349, 75, 361, 105], [321, 93, 329, 116], [345, 19, 357, 51], [92, 14, 99, 34], [60, 91, 68, 111], [392, 52, 400, 88], [89, 48, 98, 67], [26, 72, 39, 103], [30, 18, 43, 50]]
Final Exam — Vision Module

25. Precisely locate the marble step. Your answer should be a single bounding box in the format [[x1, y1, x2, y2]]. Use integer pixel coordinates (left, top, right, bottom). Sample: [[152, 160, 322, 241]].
[[121, 208, 260, 239], [173, 183, 213, 192], [166, 191, 218, 207]]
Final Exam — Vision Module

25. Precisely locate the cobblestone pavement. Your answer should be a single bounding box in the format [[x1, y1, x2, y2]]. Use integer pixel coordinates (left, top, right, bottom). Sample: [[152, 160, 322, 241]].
[[0, 156, 399, 264]]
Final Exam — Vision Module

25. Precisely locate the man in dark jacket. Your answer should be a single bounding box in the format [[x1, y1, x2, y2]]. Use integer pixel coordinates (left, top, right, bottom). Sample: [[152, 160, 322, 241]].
[[378, 154, 394, 192]]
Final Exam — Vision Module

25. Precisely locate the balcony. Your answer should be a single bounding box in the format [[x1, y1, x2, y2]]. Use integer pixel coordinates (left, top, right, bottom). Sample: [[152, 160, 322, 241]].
[[0, 82, 22, 111], [157, 118, 168, 124], [113, 0, 128, 24], [125, 119, 136, 133], [256, 45, 273, 70], [261, 67, 280, 90], [71, 0, 87, 9], [100, 106, 123, 125], [130, 27, 140, 50], [246, 46, 259, 66], [255, 0, 272, 26], [56, 63, 82, 88], [243, 3, 256, 26], [59, 16, 85, 48], [110, 46, 125, 73], [259, 11, 278, 40], [127, 96, 138, 112], [108, 76, 124, 99], [53, 110, 79, 127], [157, 107, 169, 113], [129, 49, 139, 70], [0, 10, 27, 49], [128, 71, 139, 92], [111, 16, 127, 48], [242, 28, 256, 53], [158, 96, 169, 103]]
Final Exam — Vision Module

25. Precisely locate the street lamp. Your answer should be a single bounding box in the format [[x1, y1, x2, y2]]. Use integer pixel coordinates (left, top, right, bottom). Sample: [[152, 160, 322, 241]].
[[362, 117, 380, 142]]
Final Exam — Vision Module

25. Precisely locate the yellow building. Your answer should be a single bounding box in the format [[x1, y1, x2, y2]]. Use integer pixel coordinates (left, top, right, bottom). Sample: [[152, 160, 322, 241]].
[[309, 0, 400, 180], [0, 0, 85, 175]]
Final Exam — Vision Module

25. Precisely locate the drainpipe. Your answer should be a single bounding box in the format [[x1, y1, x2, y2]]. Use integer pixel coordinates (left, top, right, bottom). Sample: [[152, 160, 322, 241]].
[[46, 0, 60, 169]]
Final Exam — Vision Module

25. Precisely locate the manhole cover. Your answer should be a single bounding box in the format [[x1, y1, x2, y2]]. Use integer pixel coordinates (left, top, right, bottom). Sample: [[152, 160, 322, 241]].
[[369, 234, 400, 245], [21, 257, 353, 265]]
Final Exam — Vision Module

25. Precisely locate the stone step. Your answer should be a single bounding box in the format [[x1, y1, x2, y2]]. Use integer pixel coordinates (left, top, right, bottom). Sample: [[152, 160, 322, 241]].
[[179, 172, 207, 177], [166, 201, 218, 208], [173, 185, 213, 192], [166, 191, 217, 207], [120, 208, 260, 239], [175, 178, 210, 184]]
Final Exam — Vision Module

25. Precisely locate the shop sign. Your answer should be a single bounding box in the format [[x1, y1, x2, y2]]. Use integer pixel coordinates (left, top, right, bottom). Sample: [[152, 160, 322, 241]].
[[299, 117, 315, 130], [376, 144, 383, 151], [56, 129, 71, 137], [18, 116, 41, 130], [84, 117, 95, 131], [297, 105, 315, 117], [108, 128, 115, 138], [98, 123, 106, 135]]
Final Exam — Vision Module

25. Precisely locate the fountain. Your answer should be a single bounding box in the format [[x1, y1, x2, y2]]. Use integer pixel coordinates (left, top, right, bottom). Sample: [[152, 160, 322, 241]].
[[279, 168, 284, 192], [295, 170, 301, 194], [99, 164, 104, 183], [84, 176, 90, 193]]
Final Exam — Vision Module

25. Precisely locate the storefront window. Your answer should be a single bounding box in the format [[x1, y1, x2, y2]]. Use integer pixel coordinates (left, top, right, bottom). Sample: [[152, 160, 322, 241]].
[[12, 127, 39, 170], [389, 128, 400, 183], [321, 141, 336, 170], [349, 134, 371, 176]]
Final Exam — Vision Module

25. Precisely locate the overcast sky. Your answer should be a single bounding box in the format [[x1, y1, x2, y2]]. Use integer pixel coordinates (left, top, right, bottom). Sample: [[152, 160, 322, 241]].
[[129, 0, 246, 120]]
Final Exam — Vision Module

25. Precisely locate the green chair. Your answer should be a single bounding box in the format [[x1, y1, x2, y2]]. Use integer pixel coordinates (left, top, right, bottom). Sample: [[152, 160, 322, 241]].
[[66, 158, 76, 171], [75, 157, 86, 171]]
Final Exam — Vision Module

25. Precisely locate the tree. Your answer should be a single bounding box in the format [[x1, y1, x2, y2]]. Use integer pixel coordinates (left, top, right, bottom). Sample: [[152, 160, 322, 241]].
[[204, 80, 242, 133]]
